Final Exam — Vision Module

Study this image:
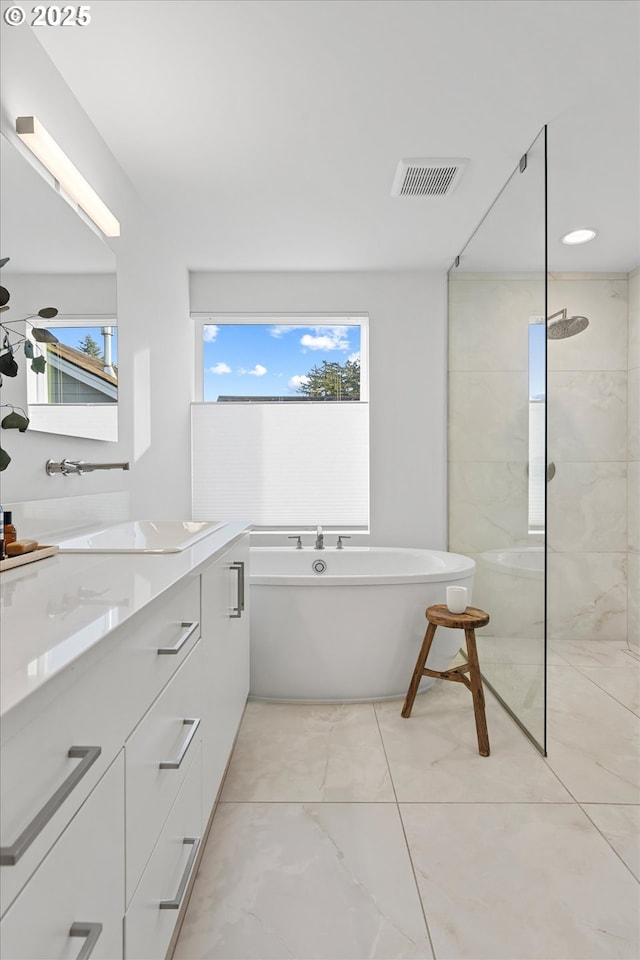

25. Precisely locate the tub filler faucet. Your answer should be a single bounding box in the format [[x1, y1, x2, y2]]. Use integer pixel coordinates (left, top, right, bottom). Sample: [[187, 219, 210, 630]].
[[314, 525, 324, 550], [46, 459, 130, 476]]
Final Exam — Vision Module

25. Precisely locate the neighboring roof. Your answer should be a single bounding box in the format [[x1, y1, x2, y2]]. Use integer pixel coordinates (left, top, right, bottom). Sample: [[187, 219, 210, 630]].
[[47, 342, 117, 386], [216, 395, 357, 402]]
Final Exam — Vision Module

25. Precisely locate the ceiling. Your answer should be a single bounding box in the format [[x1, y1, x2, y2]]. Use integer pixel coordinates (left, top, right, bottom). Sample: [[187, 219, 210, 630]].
[[28, 0, 640, 273]]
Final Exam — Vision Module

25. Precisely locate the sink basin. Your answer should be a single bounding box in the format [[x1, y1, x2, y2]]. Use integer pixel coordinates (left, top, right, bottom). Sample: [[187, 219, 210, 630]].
[[57, 520, 227, 554]]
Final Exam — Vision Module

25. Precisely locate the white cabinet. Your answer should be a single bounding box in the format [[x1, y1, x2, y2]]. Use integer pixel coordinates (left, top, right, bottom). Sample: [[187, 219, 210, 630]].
[[0, 752, 125, 960], [124, 745, 202, 960], [0, 529, 251, 960], [200, 534, 250, 812], [125, 642, 203, 904], [1, 574, 200, 916]]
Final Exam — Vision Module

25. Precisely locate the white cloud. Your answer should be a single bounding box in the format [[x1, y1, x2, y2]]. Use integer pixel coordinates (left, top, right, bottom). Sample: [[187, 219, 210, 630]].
[[270, 325, 352, 353], [288, 374, 310, 390], [208, 361, 231, 374], [348, 351, 360, 364], [268, 324, 313, 339], [238, 364, 267, 376], [300, 327, 350, 352], [203, 324, 219, 342]]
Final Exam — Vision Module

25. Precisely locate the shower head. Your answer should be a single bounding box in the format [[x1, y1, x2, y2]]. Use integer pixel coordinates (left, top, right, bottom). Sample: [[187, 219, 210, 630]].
[[546, 309, 589, 340]]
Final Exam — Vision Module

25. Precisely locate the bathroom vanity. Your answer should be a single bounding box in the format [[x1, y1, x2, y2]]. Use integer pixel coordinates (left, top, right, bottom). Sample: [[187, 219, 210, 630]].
[[0, 521, 251, 959]]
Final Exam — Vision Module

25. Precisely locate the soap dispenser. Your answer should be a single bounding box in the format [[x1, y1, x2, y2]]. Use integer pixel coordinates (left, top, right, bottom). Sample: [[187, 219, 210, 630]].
[[3, 510, 17, 546]]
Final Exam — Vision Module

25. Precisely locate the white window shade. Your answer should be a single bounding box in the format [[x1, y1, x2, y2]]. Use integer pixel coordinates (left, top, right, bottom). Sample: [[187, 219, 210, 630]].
[[191, 402, 369, 528]]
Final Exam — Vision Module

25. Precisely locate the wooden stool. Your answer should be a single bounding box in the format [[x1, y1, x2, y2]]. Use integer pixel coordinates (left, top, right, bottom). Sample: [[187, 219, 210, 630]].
[[401, 604, 491, 757]]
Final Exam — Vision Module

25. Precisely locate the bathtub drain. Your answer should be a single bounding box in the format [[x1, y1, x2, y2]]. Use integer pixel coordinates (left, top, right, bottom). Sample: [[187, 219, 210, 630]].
[[312, 559, 327, 574]]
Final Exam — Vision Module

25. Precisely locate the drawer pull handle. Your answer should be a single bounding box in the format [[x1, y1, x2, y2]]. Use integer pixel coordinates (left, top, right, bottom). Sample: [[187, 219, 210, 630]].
[[0, 745, 102, 866], [159, 836, 201, 910], [157, 620, 199, 655], [230, 561, 245, 618], [159, 718, 201, 770], [69, 921, 103, 959]]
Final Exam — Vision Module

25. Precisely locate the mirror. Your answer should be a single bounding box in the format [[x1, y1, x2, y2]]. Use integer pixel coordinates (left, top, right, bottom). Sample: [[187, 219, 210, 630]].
[[0, 133, 117, 441]]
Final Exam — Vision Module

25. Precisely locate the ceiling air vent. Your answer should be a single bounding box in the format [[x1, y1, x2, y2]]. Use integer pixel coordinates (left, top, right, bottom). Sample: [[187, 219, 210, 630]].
[[391, 158, 468, 197]]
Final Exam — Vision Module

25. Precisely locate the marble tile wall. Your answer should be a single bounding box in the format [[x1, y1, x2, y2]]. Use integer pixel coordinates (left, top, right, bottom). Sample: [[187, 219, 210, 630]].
[[448, 275, 542, 560], [449, 273, 632, 653], [448, 274, 546, 737], [547, 276, 629, 643]]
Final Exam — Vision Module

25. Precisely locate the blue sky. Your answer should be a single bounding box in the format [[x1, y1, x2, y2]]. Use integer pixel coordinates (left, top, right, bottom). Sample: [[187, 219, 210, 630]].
[[54, 325, 118, 363], [203, 324, 361, 401], [529, 322, 546, 401]]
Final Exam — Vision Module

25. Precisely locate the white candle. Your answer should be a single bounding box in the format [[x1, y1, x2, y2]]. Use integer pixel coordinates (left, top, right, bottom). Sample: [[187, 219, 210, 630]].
[[446, 585, 468, 614]]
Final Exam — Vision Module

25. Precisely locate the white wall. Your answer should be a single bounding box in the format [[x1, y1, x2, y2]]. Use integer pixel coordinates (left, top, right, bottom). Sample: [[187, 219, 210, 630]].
[[1, 24, 192, 516], [629, 266, 639, 646], [2, 33, 449, 539], [190, 271, 448, 548]]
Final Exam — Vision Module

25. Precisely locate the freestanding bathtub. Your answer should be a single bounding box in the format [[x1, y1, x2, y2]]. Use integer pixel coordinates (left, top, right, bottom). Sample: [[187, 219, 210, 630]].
[[249, 546, 475, 702]]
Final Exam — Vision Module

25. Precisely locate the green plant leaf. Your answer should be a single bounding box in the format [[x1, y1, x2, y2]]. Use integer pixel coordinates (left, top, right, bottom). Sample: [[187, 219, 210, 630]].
[[31, 328, 59, 344], [0, 286, 9, 307], [0, 352, 19, 377], [24, 340, 34, 358], [1, 410, 30, 431], [37, 307, 58, 320], [31, 355, 46, 374], [0, 447, 10, 471]]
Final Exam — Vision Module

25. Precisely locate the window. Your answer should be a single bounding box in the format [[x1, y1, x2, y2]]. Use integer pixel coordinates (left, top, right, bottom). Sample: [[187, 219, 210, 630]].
[[192, 315, 369, 529], [528, 319, 546, 533]]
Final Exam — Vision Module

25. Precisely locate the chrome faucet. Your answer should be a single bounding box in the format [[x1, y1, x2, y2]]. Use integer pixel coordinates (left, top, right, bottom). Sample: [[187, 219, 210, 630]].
[[314, 525, 324, 550], [46, 459, 130, 476]]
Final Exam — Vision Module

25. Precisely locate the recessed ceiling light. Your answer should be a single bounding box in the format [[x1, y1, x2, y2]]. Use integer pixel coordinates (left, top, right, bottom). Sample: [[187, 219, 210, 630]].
[[561, 228, 597, 245]]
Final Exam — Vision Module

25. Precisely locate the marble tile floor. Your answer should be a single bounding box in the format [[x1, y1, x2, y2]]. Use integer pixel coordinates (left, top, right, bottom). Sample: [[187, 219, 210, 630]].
[[173, 641, 639, 960]]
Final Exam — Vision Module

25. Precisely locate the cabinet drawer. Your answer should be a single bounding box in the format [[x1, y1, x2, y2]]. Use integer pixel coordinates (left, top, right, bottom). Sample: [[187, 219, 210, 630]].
[[125, 641, 202, 905], [125, 744, 202, 960], [117, 573, 201, 721], [0, 751, 124, 960], [1, 679, 122, 916], [1, 574, 200, 917]]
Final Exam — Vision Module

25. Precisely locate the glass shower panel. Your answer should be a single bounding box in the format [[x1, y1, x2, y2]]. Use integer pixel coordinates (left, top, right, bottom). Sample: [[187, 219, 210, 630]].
[[448, 127, 547, 753]]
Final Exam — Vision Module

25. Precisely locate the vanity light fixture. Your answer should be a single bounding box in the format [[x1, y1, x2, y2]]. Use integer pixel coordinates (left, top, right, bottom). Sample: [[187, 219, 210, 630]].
[[560, 227, 597, 245], [16, 116, 120, 237]]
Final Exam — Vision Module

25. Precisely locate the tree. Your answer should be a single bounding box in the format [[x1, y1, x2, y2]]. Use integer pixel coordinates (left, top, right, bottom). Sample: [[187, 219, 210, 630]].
[[77, 334, 103, 359], [296, 358, 360, 400]]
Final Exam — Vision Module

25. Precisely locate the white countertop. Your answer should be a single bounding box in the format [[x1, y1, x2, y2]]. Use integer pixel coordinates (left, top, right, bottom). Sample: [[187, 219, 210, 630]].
[[0, 521, 250, 729]]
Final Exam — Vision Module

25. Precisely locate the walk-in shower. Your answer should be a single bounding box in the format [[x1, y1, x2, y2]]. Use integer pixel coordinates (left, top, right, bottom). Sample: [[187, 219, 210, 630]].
[[448, 126, 548, 753], [546, 308, 589, 339]]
